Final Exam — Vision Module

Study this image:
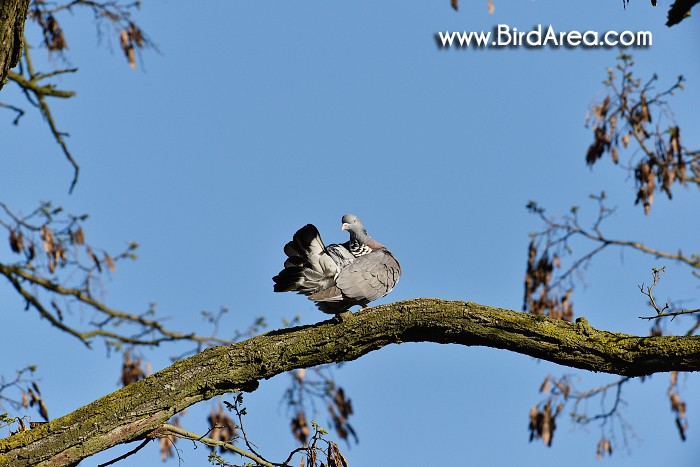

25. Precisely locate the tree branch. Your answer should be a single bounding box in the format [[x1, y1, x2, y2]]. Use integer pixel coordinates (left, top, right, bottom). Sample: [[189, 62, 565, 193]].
[[1, 298, 699, 466], [0, 0, 31, 90], [152, 424, 274, 467], [12, 45, 80, 192]]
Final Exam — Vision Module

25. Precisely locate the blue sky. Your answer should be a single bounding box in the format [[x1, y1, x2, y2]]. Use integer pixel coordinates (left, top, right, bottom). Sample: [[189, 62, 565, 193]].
[[2, 1, 700, 466]]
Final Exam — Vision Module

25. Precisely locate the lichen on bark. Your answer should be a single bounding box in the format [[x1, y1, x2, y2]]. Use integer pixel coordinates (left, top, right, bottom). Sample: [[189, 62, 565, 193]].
[[0, 0, 30, 90], [1, 298, 699, 466]]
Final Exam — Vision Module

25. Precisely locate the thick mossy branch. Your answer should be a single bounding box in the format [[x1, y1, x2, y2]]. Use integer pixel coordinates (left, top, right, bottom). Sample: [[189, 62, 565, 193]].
[[2, 298, 699, 466], [0, 0, 30, 90]]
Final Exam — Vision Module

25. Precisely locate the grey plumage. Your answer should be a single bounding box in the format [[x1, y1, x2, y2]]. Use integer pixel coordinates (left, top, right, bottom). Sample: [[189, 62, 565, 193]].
[[273, 214, 401, 314]]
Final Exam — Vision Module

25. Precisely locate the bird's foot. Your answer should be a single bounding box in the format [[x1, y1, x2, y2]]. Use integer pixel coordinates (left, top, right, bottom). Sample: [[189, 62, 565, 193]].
[[332, 310, 353, 323]]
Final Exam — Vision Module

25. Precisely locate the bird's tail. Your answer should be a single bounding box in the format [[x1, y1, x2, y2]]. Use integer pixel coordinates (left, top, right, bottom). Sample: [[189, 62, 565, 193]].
[[273, 224, 336, 295]]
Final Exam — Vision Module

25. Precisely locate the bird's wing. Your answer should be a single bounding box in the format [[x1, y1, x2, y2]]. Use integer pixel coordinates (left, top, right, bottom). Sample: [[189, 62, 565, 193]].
[[335, 250, 401, 303]]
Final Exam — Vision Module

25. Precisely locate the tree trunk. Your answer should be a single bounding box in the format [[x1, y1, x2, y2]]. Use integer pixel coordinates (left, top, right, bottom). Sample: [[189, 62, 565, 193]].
[[1, 298, 699, 466], [0, 0, 29, 91]]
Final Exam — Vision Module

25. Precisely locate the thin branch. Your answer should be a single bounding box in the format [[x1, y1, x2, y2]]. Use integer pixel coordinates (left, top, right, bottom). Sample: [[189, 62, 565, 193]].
[[0, 102, 25, 125], [546, 217, 700, 271], [97, 438, 150, 467], [637, 267, 700, 321], [0, 261, 234, 347], [572, 377, 630, 425], [526, 193, 699, 325], [640, 308, 700, 321], [0, 201, 245, 350], [552, 243, 608, 289], [227, 395, 269, 463], [1, 264, 92, 347], [0, 366, 39, 411], [8, 44, 80, 192], [153, 424, 275, 467], [6, 70, 76, 98], [687, 316, 700, 336]]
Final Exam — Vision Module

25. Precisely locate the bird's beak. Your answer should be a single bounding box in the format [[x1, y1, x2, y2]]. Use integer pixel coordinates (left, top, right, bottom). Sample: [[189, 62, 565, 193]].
[[341, 223, 349, 231]]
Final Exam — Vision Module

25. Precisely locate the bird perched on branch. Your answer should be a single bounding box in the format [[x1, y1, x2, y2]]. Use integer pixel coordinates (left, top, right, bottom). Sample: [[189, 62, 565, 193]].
[[273, 214, 401, 314]]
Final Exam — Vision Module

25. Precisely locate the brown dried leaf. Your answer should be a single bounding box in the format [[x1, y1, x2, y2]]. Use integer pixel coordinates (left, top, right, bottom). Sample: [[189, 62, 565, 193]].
[[334, 388, 353, 418], [121, 354, 146, 387], [669, 392, 686, 418], [541, 402, 554, 446], [208, 403, 237, 451], [28, 389, 37, 406], [528, 405, 539, 442], [119, 29, 137, 69], [539, 376, 550, 394], [328, 442, 349, 467], [159, 437, 174, 461], [291, 411, 309, 444], [72, 227, 85, 245], [40, 225, 54, 255], [669, 126, 681, 155], [676, 417, 687, 441], [451, 0, 459, 11], [38, 400, 49, 421], [130, 23, 144, 48], [127, 47, 136, 69], [554, 375, 571, 400], [592, 96, 610, 120], [9, 230, 23, 253], [119, 29, 129, 48], [621, 132, 631, 148], [86, 246, 102, 272], [488, 0, 495, 14], [104, 252, 116, 272], [17, 417, 27, 432], [554, 402, 563, 418], [611, 146, 619, 164], [640, 92, 651, 123], [43, 15, 68, 51], [596, 436, 613, 459], [58, 242, 66, 261]]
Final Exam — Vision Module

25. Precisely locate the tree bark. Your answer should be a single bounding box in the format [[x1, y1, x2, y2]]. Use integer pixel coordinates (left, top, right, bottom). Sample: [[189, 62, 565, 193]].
[[1, 298, 699, 466], [0, 0, 30, 91]]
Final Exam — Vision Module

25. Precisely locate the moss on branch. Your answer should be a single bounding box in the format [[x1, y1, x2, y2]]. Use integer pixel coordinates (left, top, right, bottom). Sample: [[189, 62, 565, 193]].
[[0, 0, 30, 90], [1, 298, 699, 466]]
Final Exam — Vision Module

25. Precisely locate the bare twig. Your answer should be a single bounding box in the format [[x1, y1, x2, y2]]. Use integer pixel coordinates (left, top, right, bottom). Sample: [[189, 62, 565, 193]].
[[526, 194, 699, 325], [3, 1, 155, 192], [153, 423, 275, 467], [6, 44, 79, 192], [637, 267, 700, 321], [0, 102, 26, 124], [640, 308, 700, 321], [572, 376, 631, 425], [0, 201, 246, 350], [97, 438, 151, 467]]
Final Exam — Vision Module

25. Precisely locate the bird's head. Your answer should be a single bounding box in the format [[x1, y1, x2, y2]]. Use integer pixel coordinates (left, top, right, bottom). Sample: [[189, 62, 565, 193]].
[[341, 214, 367, 237]]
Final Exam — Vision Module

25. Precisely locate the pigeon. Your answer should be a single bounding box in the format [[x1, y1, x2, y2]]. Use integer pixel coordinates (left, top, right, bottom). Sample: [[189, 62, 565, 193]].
[[273, 214, 401, 314]]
